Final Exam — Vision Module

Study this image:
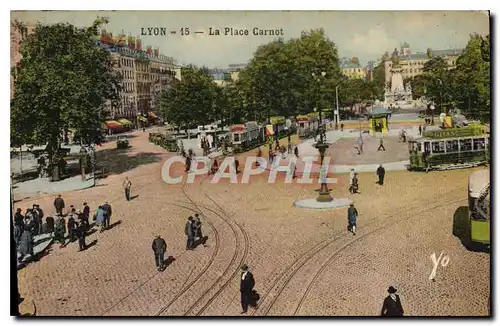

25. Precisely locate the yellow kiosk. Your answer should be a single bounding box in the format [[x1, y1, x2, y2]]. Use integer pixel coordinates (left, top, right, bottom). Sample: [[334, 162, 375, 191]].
[[366, 107, 391, 135]]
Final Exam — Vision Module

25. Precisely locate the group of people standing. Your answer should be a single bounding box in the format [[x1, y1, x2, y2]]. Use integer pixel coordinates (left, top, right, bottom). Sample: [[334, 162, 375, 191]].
[[185, 214, 206, 250]]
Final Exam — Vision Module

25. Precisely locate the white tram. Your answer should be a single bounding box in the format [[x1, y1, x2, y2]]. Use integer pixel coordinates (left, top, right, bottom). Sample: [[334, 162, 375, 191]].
[[230, 121, 265, 153]]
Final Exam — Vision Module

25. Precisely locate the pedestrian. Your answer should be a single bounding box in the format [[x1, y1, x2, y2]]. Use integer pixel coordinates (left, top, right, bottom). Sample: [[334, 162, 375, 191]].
[[123, 177, 132, 201], [235, 158, 240, 174], [24, 212, 34, 233], [53, 194, 65, 215], [294, 146, 299, 158], [45, 214, 55, 235], [380, 286, 404, 316], [340, 123, 344, 132], [102, 201, 112, 229], [193, 214, 207, 247], [347, 203, 358, 235], [351, 173, 360, 194], [287, 142, 292, 154], [240, 264, 255, 314], [377, 137, 386, 151], [185, 216, 195, 250], [54, 214, 66, 247], [275, 139, 280, 151], [18, 226, 34, 262], [67, 212, 77, 242], [418, 124, 422, 135], [29, 206, 40, 236], [402, 129, 407, 143], [14, 208, 24, 229], [348, 169, 355, 193], [377, 164, 386, 186], [185, 155, 191, 173], [152, 235, 167, 271], [356, 136, 363, 155], [34, 205, 44, 235], [211, 158, 219, 175], [83, 202, 90, 229], [95, 206, 106, 232], [76, 220, 87, 251], [14, 223, 23, 249]]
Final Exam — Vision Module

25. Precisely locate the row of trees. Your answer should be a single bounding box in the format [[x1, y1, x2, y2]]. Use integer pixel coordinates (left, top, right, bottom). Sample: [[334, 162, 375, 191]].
[[157, 29, 381, 129], [403, 34, 490, 122], [11, 19, 122, 180]]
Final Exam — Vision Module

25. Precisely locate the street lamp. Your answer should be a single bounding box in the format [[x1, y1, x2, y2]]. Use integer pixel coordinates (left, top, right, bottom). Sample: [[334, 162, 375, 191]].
[[79, 145, 88, 181], [435, 78, 443, 125], [312, 71, 332, 202], [335, 85, 340, 129]]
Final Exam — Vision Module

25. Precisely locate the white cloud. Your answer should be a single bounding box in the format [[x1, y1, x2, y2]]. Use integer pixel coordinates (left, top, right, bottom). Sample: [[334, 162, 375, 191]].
[[348, 27, 397, 57]]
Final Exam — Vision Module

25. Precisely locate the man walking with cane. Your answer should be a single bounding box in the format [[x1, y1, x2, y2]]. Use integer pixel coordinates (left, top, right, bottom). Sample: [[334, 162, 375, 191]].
[[240, 264, 255, 314], [376, 164, 386, 185], [123, 177, 132, 201]]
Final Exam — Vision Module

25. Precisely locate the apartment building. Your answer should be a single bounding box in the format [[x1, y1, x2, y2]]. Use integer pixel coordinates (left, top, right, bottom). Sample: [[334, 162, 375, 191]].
[[10, 21, 36, 99], [384, 46, 462, 84]]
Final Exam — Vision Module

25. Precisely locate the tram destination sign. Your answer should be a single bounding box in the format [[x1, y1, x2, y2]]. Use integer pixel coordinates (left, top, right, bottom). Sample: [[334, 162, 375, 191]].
[[423, 126, 485, 139]]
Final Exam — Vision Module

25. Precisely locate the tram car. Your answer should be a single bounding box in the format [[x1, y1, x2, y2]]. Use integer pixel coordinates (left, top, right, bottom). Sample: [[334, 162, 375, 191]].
[[466, 169, 490, 245], [267, 116, 287, 140], [230, 121, 265, 153], [408, 123, 489, 171], [296, 113, 319, 139]]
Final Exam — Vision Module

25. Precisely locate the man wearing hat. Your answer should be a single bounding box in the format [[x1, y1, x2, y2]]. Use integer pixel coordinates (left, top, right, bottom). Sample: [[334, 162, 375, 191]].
[[380, 286, 404, 316], [376, 164, 386, 186], [347, 203, 358, 235], [151, 235, 167, 271], [240, 264, 255, 314], [185, 216, 195, 250]]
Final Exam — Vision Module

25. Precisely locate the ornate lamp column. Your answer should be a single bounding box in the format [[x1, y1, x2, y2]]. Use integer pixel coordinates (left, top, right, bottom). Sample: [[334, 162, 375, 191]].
[[312, 71, 333, 202]]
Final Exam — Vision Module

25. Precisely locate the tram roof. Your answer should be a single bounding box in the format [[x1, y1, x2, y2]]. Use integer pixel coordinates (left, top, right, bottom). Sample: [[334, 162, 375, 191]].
[[469, 169, 490, 197]]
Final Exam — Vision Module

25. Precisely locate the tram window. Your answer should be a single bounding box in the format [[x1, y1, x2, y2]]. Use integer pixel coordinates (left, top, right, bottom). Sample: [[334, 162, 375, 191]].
[[473, 138, 486, 150], [411, 142, 419, 152], [446, 140, 459, 153], [233, 134, 240, 142], [431, 141, 445, 153], [424, 142, 431, 153], [459, 139, 473, 151], [299, 123, 304, 128]]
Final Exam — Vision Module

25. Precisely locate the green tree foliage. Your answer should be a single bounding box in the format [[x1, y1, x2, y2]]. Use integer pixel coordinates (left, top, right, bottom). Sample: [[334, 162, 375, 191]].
[[415, 34, 490, 122], [158, 65, 219, 130], [11, 19, 122, 180], [237, 29, 344, 120]]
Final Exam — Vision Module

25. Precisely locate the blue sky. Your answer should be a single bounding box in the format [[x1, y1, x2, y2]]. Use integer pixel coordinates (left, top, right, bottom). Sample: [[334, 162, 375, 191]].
[[12, 11, 489, 68]]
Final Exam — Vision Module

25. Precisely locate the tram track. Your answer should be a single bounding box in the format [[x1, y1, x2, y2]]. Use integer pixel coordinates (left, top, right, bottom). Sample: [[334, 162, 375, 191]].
[[181, 194, 249, 316], [251, 190, 463, 316]]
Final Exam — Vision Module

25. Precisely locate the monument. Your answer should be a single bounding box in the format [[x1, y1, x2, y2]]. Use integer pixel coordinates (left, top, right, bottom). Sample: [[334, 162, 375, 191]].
[[384, 48, 413, 107]]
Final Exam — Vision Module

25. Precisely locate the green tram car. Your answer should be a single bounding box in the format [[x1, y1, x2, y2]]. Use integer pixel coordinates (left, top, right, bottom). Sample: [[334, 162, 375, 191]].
[[408, 124, 489, 171], [467, 169, 490, 245]]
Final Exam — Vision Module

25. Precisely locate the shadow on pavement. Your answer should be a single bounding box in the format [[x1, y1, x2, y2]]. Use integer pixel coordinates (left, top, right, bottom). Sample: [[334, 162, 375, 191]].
[[84, 239, 98, 250], [452, 206, 490, 253], [95, 148, 162, 177], [163, 256, 175, 268], [130, 195, 139, 200], [106, 220, 122, 231]]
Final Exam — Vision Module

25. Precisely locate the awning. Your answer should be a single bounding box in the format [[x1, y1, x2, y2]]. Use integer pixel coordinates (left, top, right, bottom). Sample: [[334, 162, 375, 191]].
[[105, 120, 123, 129], [137, 116, 148, 122], [118, 119, 133, 126], [265, 124, 274, 136], [148, 111, 158, 119]]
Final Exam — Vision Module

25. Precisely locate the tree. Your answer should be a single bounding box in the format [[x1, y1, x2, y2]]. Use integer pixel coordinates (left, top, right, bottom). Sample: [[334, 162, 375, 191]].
[[158, 65, 218, 130], [237, 29, 344, 120], [11, 18, 122, 181]]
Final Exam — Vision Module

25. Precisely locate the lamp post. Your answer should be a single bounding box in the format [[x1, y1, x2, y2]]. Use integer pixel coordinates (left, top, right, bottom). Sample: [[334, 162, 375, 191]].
[[335, 85, 340, 129], [435, 78, 443, 125], [312, 71, 332, 202], [79, 145, 88, 181]]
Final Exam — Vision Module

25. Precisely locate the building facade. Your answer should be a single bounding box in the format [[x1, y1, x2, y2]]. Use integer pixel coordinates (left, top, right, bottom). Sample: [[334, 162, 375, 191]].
[[384, 45, 462, 85]]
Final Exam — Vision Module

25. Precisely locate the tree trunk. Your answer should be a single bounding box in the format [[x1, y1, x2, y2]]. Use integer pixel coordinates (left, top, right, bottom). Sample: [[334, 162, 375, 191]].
[[49, 135, 61, 182]]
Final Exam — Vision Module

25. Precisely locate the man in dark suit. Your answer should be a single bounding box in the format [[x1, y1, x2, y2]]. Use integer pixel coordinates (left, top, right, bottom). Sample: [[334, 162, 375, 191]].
[[152, 235, 167, 271], [240, 264, 255, 314], [376, 164, 386, 185], [185, 216, 195, 250], [380, 286, 404, 316]]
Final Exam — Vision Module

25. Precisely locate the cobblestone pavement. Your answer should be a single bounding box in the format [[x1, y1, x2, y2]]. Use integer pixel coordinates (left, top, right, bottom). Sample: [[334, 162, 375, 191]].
[[15, 130, 490, 316], [327, 136, 411, 165]]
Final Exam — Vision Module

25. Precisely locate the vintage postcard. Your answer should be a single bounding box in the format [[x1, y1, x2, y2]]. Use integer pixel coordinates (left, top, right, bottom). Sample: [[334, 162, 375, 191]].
[[11, 10, 490, 317]]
